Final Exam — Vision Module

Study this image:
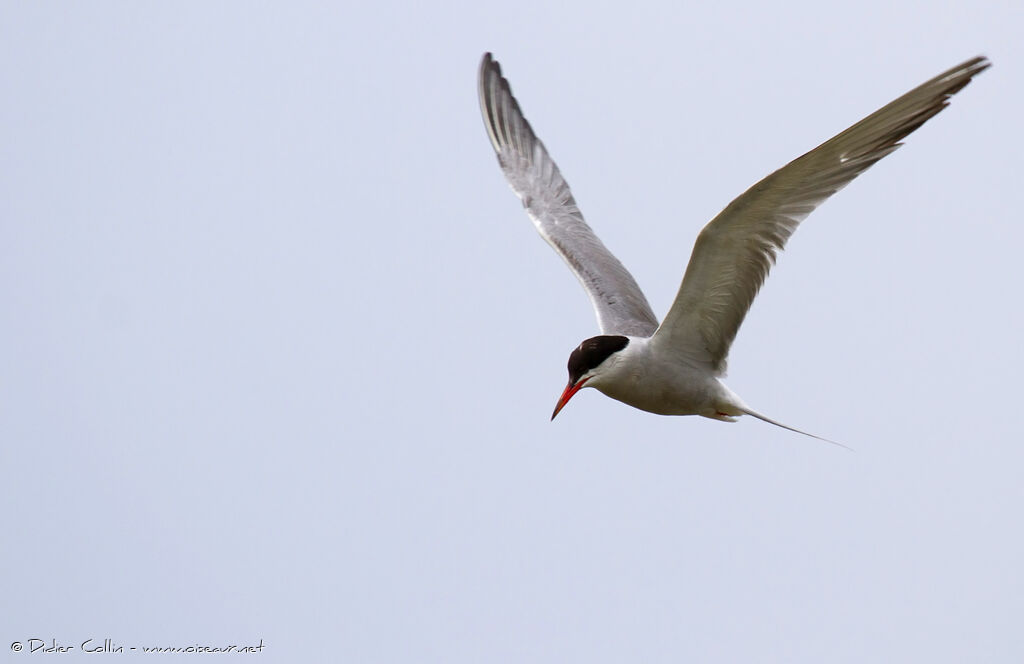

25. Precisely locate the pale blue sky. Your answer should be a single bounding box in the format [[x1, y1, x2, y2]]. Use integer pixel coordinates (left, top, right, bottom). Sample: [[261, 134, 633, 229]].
[[2, 2, 1022, 662]]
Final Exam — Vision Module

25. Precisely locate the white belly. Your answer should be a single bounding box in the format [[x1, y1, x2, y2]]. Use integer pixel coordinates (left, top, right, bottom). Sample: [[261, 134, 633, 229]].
[[592, 368, 741, 417]]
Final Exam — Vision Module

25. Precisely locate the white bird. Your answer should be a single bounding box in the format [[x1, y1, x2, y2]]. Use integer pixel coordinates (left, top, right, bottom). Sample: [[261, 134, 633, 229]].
[[478, 53, 988, 442]]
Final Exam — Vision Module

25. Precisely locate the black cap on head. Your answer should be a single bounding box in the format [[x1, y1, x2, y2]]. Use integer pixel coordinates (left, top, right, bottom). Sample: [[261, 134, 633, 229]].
[[567, 335, 629, 384]]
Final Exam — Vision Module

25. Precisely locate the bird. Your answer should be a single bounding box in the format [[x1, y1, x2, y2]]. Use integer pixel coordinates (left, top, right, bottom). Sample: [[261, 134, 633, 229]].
[[477, 52, 989, 442]]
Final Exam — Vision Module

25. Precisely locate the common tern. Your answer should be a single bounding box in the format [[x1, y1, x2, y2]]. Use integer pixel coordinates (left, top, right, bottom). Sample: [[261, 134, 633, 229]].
[[478, 53, 988, 440]]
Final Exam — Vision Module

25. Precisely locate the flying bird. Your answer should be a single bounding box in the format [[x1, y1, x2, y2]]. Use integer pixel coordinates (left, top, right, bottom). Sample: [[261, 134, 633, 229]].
[[478, 53, 988, 441]]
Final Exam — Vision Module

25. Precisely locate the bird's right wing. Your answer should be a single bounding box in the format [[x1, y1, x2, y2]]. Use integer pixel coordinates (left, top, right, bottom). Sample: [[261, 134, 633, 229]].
[[652, 56, 990, 374], [478, 53, 659, 338]]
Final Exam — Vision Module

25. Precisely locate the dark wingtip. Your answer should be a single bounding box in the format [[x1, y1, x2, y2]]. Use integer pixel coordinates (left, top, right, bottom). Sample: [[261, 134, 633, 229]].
[[480, 52, 499, 77]]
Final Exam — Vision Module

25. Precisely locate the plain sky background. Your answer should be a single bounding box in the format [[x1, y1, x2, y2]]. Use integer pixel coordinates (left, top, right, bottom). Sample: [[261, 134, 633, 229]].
[[2, 1, 1022, 662]]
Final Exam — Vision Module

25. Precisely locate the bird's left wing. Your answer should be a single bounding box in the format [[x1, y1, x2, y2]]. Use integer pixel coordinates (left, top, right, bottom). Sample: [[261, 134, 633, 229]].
[[478, 53, 659, 337], [652, 56, 990, 374]]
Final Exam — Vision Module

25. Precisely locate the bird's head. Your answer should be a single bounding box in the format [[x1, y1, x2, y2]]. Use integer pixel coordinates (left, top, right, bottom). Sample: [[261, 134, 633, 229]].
[[551, 335, 630, 420]]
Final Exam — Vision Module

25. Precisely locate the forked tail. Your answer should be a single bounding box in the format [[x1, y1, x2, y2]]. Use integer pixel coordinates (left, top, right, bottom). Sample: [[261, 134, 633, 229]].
[[739, 407, 852, 451]]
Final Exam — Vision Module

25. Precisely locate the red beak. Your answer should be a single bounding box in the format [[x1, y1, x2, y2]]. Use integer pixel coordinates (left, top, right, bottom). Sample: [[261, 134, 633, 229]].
[[551, 377, 589, 420]]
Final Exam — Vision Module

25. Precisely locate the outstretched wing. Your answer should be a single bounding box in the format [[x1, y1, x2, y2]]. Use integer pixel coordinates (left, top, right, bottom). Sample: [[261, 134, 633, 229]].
[[478, 53, 659, 337], [653, 56, 990, 373]]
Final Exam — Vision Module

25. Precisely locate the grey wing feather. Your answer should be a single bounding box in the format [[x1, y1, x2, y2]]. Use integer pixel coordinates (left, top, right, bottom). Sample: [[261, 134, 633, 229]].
[[653, 56, 990, 374], [478, 53, 659, 337]]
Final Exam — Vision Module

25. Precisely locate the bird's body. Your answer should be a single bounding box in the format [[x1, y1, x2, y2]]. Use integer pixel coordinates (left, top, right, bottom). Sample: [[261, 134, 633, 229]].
[[477, 53, 989, 439], [582, 335, 743, 419]]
